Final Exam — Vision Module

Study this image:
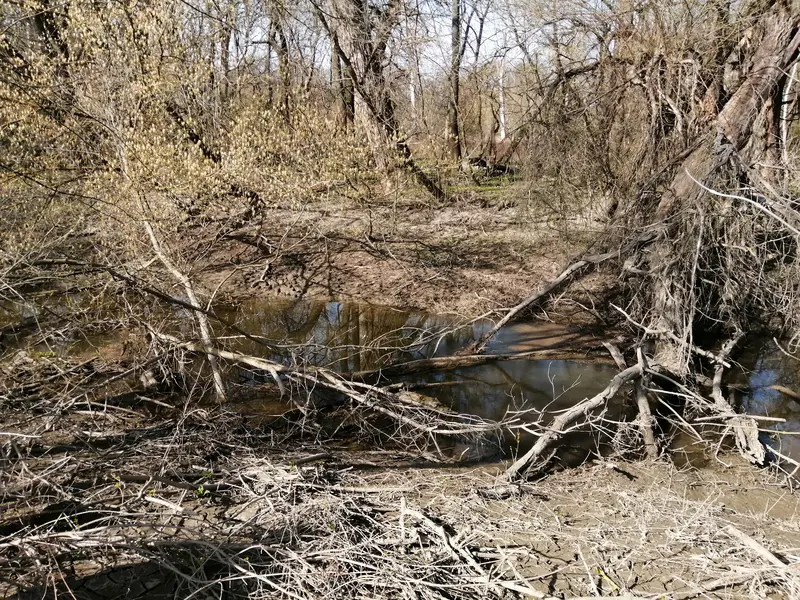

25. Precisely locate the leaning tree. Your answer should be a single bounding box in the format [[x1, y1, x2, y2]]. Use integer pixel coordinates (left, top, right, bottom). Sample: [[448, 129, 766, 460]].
[[641, 0, 800, 375]]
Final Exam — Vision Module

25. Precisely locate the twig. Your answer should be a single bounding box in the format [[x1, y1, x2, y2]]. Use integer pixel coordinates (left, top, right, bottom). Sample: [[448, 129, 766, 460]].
[[723, 525, 787, 568]]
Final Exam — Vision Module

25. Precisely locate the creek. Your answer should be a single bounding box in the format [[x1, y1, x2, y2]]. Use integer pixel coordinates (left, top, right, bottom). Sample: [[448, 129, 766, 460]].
[[3, 295, 799, 462]]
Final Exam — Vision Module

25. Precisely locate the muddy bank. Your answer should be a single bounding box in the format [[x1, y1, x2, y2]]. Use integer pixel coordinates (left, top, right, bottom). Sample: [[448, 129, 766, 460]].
[[3, 405, 799, 600], [191, 198, 611, 316]]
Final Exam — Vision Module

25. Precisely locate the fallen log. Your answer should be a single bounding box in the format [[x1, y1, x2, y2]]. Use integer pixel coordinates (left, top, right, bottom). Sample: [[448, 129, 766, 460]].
[[348, 347, 607, 382]]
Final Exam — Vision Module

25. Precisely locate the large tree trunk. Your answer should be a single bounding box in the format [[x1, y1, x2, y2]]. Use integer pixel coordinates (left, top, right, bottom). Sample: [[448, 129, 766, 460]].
[[648, 0, 800, 374]]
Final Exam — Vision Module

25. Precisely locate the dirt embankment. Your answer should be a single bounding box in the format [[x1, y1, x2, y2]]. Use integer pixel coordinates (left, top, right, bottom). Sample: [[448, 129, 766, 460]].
[[190, 195, 612, 318]]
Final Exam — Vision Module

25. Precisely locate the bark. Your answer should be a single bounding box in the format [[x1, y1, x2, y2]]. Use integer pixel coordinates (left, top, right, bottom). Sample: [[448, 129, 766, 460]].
[[331, 32, 354, 132], [448, 0, 462, 162], [647, 1, 799, 374], [656, 3, 799, 220], [219, 18, 231, 101]]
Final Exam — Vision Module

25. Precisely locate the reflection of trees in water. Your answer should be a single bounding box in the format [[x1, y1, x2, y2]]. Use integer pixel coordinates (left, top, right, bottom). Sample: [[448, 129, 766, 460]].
[[738, 340, 800, 458], [419, 361, 622, 423], [421, 360, 634, 463], [225, 299, 477, 371]]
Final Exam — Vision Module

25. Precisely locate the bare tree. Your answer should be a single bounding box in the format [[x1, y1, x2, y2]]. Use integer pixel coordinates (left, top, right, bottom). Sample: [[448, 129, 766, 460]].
[[310, 0, 446, 198]]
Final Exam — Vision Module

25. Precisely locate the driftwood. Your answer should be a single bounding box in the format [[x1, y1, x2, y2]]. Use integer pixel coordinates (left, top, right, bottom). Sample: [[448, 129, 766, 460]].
[[505, 363, 645, 480]]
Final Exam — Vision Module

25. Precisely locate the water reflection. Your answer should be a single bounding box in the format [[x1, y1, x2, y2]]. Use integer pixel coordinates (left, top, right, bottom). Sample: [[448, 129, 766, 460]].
[[405, 360, 619, 422], [222, 298, 626, 461], [735, 339, 800, 461], [219, 297, 486, 370]]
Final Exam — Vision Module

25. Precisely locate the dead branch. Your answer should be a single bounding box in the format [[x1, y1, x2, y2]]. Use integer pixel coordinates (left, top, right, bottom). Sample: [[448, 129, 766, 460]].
[[349, 347, 606, 382], [602, 342, 627, 370], [710, 332, 765, 465], [505, 363, 645, 480], [155, 333, 504, 441], [603, 343, 658, 459], [23, 258, 277, 352], [465, 233, 657, 355], [769, 385, 800, 403], [724, 525, 787, 569], [463, 259, 590, 355], [143, 222, 226, 402]]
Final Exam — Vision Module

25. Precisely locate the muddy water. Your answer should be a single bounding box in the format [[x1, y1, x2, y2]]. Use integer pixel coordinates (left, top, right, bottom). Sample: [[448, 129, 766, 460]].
[[220, 298, 628, 462], [7, 293, 799, 462], [219, 298, 616, 393], [221, 299, 800, 463]]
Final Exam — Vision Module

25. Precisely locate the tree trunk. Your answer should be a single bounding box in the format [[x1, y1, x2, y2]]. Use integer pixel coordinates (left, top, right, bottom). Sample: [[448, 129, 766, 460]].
[[271, 18, 292, 124], [648, 0, 800, 375], [448, 0, 462, 162], [311, 0, 446, 200], [330, 27, 356, 134]]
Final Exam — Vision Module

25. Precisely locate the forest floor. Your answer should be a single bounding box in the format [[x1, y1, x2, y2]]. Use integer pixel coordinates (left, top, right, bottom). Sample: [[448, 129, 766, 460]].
[[2, 185, 800, 598], [190, 188, 614, 317]]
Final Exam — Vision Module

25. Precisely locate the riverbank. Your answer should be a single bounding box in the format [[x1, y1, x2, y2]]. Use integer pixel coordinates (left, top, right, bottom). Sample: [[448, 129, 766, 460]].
[[2, 193, 800, 599], [189, 192, 613, 317], [3, 398, 798, 599]]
